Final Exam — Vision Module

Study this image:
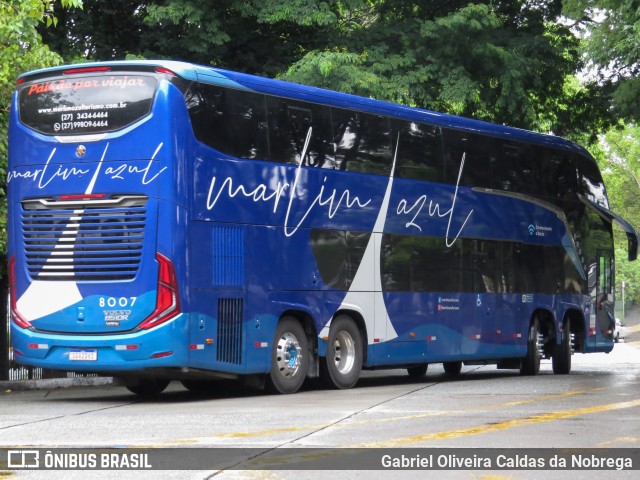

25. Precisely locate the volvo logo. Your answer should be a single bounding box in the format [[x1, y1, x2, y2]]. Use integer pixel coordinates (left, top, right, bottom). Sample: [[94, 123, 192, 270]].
[[76, 145, 87, 158]]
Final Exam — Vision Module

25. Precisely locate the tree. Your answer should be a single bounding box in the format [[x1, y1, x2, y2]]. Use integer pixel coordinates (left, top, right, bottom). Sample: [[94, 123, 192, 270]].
[[40, 1, 612, 135], [562, 0, 640, 302], [277, 1, 608, 134], [0, 0, 82, 272], [595, 123, 640, 303], [563, 0, 640, 121], [41, 0, 320, 77], [40, 0, 154, 61]]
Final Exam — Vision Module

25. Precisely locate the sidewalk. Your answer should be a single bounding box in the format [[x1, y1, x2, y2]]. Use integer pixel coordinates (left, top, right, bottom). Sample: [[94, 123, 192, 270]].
[[622, 304, 640, 346], [1, 375, 113, 392], [622, 304, 640, 328]]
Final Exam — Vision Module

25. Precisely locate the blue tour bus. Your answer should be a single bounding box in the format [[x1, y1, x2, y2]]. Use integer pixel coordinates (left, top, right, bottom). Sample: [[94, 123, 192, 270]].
[[8, 60, 638, 395]]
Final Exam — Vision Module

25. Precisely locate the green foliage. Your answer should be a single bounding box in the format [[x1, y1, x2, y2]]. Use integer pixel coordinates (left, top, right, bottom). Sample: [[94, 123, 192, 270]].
[[597, 124, 640, 303], [278, 1, 599, 133], [238, 0, 337, 26], [0, 0, 82, 276], [563, 0, 640, 121], [44, 1, 609, 134], [40, 1, 148, 61], [280, 49, 379, 95]]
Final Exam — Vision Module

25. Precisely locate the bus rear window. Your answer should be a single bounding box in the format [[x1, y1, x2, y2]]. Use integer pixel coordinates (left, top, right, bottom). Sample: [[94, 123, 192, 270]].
[[18, 75, 157, 135]]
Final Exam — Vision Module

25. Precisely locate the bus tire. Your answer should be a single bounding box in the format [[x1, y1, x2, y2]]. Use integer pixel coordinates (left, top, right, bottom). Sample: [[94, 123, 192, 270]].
[[552, 319, 572, 375], [266, 317, 309, 394], [443, 361, 462, 376], [125, 378, 170, 397], [181, 380, 215, 392], [321, 315, 362, 389], [520, 317, 541, 376], [407, 364, 428, 377]]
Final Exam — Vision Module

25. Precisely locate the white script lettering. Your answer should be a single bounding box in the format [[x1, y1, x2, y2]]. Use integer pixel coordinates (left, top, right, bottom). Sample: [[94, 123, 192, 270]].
[[395, 153, 473, 247], [206, 128, 372, 236], [7, 142, 166, 188]]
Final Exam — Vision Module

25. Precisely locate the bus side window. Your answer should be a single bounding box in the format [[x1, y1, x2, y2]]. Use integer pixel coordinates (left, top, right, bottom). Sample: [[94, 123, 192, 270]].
[[186, 84, 269, 160], [513, 243, 539, 293], [538, 148, 577, 199], [381, 234, 470, 293], [576, 154, 607, 206], [332, 109, 392, 175], [266, 97, 333, 167], [502, 141, 538, 196], [473, 240, 502, 294], [310, 229, 371, 289], [442, 130, 495, 188], [391, 120, 443, 183]]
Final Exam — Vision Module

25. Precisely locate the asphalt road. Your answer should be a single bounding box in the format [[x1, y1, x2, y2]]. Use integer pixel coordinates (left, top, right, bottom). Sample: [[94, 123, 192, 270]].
[[1, 310, 639, 480]]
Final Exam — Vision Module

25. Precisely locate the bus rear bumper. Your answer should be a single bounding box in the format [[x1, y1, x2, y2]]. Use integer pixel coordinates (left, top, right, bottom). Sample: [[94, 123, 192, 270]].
[[10, 315, 189, 372]]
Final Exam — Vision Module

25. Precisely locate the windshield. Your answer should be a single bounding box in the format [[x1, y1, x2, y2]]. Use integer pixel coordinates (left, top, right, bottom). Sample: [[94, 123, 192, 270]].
[[18, 74, 157, 136]]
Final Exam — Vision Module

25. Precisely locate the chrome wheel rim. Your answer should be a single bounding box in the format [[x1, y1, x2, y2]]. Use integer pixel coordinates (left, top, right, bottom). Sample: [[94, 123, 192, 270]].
[[275, 331, 302, 378], [333, 330, 356, 374]]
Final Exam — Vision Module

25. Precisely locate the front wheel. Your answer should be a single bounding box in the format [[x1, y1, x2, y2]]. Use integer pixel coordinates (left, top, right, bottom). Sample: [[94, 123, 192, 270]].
[[321, 315, 363, 389], [552, 319, 572, 375], [266, 317, 309, 394], [520, 317, 542, 376]]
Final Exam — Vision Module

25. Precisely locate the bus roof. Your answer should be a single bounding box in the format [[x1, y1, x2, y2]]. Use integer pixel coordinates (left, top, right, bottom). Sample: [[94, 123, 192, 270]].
[[19, 59, 588, 157]]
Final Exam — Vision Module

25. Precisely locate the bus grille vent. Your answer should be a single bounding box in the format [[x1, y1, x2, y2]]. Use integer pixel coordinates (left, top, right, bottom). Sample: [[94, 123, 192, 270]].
[[212, 225, 244, 286], [216, 298, 243, 365], [21, 195, 147, 281]]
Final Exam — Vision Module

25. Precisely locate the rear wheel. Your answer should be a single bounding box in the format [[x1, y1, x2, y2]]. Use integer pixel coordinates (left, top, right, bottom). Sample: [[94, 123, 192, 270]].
[[125, 378, 170, 397], [321, 315, 362, 389], [407, 364, 428, 377], [520, 317, 542, 376], [443, 361, 462, 376], [266, 317, 309, 394], [552, 319, 572, 375], [181, 380, 215, 392]]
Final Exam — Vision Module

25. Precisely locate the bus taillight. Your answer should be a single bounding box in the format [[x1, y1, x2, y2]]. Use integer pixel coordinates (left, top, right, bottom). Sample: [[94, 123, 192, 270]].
[[8, 256, 32, 329], [137, 253, 181, 330], [155, 67, 176, 76], [63, 66, 111, 75], [58, 193, 107, 200]]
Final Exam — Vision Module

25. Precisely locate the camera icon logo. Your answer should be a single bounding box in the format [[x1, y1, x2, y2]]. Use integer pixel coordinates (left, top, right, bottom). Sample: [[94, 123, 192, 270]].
[[8, 450, 40, 469]]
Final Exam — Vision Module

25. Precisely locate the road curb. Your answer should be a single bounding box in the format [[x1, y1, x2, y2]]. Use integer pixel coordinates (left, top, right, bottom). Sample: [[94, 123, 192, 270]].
[[0, 376, 114, 392]]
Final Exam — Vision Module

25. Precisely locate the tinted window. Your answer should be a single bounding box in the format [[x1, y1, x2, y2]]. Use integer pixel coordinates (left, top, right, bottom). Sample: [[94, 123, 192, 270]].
[[443, 130, 471, 185], [187, 84, 269, 160], [503, 141, 539, 195], [576, 154, 607, 205], [380, 234, 582, 294], [391, 120, 443, 182], [474, 240, 503, 293], [266, 97, 333, 167], [19, 74, 157, 135], [443, 130, 499, 188], [332, 109, 392, 175], [537, 148, 577, 199], [310, 229, 371, 289], [381, 235, 474, 293]]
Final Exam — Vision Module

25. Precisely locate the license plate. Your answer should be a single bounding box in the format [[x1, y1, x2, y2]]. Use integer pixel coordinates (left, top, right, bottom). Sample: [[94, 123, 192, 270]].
[[69, 349, 97, 361]]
